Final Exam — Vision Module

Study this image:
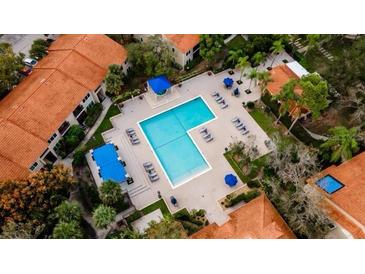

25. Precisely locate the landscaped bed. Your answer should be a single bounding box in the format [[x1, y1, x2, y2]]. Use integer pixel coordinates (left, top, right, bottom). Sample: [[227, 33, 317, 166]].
[[84, 104, 121, 151]]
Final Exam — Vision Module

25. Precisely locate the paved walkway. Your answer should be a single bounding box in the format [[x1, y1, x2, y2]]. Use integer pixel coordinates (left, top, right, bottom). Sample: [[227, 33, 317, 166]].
[[0, 34, 47, 56]]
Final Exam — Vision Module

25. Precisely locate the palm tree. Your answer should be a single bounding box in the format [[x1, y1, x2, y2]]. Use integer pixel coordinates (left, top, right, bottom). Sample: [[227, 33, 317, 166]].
[[304, 34, 321, 55], [272, 80, 298, 124], [54, 201, 82, 223], [270, 40, 285, 67], [92, 205, 116, 230], [52, 221, 83, 239], [248, 68, 258, 90], [257, 71, 272, 93], [236, 56, 250, 82], [227, 49, 243, 67], [320, 126, 359, 163], [252, 51, 265, 68], [99, 180, 123, 207]]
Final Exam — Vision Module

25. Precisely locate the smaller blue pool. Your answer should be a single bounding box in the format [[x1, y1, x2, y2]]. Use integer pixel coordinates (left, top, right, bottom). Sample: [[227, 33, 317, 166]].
[[92, 143, 127, 183], [316, 175, 344, 194]]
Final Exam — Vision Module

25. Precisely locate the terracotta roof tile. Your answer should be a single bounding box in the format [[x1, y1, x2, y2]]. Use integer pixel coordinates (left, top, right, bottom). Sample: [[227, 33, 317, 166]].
[[0, 120, 47, 170], [311, 152, 365, 230], [191, 194, 295, 239], [74, 34, 128, 68], [0, 34, 126, 181], [57, 51, 105, 90], [267, 64, 302, 96], [0, 156, 30, 181], [163, 34, 200, 53], [8, 70, 88, 141]]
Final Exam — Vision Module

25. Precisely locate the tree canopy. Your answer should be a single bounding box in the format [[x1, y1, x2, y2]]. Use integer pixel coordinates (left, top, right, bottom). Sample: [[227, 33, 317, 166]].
[[54, 201, 82, 223], [52, 221, 83, 239], [0, 43, 24, 99], [144, 217, 187, 239], [199, 34, 224, 66], [92, 205, 116, 230], [127, 35, 175, 77], [300, 73, 329, 119], [29, 39, 49, 60], [320, 126, 359, 163], [105, 64, 124, 96], [99, 180, 124, 207]]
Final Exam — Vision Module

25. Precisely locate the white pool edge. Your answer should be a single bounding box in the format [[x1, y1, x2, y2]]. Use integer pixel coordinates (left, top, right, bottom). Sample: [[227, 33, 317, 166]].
[[137, 95, 217, 189]]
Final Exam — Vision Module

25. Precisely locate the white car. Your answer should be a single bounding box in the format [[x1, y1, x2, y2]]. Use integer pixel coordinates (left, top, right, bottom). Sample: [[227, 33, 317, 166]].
[[23, 57, 38, 67]]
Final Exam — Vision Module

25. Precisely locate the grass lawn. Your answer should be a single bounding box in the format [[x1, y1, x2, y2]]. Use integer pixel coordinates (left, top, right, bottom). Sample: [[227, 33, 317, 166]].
[[226, 35, 247, 50], [250, 108, 279, 137], [84, 104, 120, 151], [126, 199, 171, 224]]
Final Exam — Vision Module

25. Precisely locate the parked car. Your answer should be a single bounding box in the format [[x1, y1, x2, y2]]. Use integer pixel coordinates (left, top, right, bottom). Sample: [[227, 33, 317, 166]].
[[19, 66, 33, 76], [23, 57, 38, 67]]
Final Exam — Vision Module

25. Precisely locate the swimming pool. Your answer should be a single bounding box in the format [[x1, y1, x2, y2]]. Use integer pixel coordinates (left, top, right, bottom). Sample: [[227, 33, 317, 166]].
[[316, 175, 344, 194], [139, 97, 216, 187]]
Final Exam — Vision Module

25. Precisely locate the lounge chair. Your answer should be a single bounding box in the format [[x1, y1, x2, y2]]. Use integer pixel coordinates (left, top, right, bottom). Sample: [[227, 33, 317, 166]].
[[205, 135, 214, 142], [131, 139, 140, 145], [231, 117, 240, 123], [148, 171, 158, 177], [126, 128, 135, 134], [149, 175, 160, 182], [202, 132, 211, 139], [241, 129, 250, 135], [220, 102, 228, 109], [211, 91, 219, 97], [199, 127, 208, 134], [235, 122, 244, 128], [215, 96, 224, 102], [143, 162, 153, 168], [145, 165, 155, 172]]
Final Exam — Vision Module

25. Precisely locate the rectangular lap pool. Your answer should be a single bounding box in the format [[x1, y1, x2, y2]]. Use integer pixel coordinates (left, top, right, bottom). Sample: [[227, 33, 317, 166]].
[[316, 175, 344, 194], [139, 97, 216, 187]]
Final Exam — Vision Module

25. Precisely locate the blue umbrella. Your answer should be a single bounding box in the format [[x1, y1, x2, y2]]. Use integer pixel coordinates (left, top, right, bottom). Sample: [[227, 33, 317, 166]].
[[223, 77, 234, 88], [225, 174, 238, 187]]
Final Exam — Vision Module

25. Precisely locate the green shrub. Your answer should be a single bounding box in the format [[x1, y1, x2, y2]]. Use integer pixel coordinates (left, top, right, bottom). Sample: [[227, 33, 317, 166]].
[[79, 180, 101, 211], [54, 201, 82, 223], [113, 89, 140, 104], [55, 125, 85, 158], [247, 180, 261, 188], [85, 103, 103, 128], [72, 150, 86, 166], [227, 190, 260, 207], [126, 210, 143, 224], [246, 101, 255, 110]]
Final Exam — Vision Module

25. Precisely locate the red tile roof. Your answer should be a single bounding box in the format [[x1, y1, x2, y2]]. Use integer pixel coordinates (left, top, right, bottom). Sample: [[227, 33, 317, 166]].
[[163, 34, 200, 53], [308, 152, 365, 238], [191, 194, 295, 239], [0, 34, 127, 182]]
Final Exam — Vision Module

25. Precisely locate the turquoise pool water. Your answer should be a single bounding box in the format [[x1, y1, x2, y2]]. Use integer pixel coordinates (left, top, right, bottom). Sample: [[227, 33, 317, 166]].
[[139, 97, 215, 186], [316, 175, 344, 194]]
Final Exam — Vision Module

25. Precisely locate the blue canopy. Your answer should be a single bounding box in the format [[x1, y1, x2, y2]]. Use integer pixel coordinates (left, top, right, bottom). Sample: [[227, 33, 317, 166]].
[[225, 174, 238, 187], [92, 143, 127, 183], [148, 75, 172, 95], [223, 77, 234, 88]]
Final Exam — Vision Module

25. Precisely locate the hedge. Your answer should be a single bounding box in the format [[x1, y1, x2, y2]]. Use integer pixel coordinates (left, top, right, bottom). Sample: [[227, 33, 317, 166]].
[[85, 103, 103, 128], [227, 189, 260, 207]]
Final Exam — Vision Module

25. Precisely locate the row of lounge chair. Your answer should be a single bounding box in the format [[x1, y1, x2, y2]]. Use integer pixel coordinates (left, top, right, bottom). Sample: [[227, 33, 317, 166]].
[[211, 91, 229, 109], [143, 162, 159, 182], [199, 127, 214, 142], [126, 128, 140, 145], [231, 117, 249, 135]]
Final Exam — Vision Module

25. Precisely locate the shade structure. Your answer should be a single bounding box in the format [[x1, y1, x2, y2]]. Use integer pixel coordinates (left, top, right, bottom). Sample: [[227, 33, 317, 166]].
[[92, 143, 127, 183], [223, 77, 234, 88], [225, 174, 238, 187], [147, 75, 172, 95]]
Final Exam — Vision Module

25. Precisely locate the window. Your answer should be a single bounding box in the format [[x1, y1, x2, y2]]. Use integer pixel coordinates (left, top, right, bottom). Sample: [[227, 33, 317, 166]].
[[73, 104, 84, 117], [48, 133, 57, 144], [186, 50, 190, 56], [29, 162, 38, 171], [58, 120, 70, 135], [82, 93, 90, 103], [172, 48, 175, 52]]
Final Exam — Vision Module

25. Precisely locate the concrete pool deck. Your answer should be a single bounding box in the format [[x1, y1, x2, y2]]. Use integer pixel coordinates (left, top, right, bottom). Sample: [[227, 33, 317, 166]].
[[89, 66, 276, 226]]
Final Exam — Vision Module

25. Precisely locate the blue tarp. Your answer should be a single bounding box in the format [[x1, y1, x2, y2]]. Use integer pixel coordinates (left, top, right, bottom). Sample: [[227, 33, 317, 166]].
[[223, 77, 234, 88], [225, 174, 238, 187], [147, 75, 172, 95], [93, 143, 127, 183]]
